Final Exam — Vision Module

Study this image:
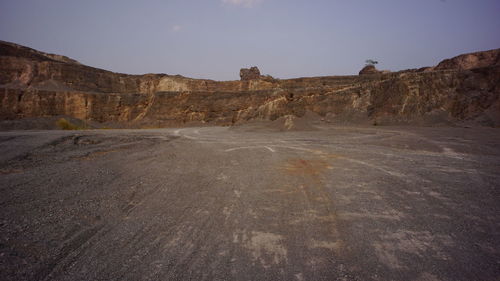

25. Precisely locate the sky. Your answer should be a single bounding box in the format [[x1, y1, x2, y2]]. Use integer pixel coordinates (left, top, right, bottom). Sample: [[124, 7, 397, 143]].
[[1, 0, 499, 80]]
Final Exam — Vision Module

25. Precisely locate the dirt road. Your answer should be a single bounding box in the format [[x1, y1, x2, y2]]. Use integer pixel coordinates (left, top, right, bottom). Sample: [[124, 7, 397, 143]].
[[1, 125, 499, 280]]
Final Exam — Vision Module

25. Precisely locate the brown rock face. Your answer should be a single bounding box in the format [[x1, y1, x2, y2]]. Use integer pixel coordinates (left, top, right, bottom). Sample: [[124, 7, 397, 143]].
[[1, 41, 499, 128], [435, 48, 500, 70], [240, 66, 261, 81], [359, 65, 380, 75]]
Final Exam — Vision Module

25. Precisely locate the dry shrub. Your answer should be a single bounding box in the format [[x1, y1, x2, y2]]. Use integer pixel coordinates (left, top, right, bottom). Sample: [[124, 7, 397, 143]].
[[56, 118, 81, 130]]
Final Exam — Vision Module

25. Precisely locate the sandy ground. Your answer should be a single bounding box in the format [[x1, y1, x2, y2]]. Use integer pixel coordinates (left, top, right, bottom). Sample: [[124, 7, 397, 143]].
[[0, 125, 499, 281]]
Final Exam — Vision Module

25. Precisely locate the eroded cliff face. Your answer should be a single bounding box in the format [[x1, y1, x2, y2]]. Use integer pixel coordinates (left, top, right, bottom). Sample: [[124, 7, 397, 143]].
[[1, 40, 499, 128]]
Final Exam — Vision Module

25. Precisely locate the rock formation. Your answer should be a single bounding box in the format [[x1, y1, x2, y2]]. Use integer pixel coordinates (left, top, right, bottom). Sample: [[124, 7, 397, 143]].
[[1, 40, 499, 128], [435, 48, 500, 71], [240, 66, 261, 81], [359, 65, 380, 75]]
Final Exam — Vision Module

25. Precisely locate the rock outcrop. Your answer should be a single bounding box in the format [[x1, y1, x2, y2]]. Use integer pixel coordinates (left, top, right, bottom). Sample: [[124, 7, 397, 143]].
[[1, 41, 499, 128], [359, 65, 380, 75], [435, 48, 500, 71], [240, 66, 261, 81]]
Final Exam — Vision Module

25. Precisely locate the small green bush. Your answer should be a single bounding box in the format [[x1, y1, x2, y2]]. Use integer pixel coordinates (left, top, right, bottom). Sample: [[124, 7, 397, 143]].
[[56, 118, 81, 130]]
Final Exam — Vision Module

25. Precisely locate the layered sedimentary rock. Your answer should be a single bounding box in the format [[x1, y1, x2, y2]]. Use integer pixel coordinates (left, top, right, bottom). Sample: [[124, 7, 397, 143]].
[[435, 48, 500, 71], [1, 40, 499, 128]]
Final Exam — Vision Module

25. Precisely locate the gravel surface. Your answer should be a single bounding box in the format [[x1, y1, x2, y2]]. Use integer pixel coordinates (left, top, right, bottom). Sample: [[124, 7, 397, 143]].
[[1, 125, 499, 280]]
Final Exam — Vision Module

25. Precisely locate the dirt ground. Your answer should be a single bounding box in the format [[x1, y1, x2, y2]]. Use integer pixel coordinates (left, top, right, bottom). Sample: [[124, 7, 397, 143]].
[[0, 125, 499, 280]]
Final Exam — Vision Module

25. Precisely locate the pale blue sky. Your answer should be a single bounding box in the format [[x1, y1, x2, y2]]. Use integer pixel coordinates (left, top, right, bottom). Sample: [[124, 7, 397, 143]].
[[1, 0, 499, 80]]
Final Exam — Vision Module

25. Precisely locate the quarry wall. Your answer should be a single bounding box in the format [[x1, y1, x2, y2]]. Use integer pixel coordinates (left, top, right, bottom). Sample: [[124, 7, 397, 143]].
[[1, 41, 499, 128]]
